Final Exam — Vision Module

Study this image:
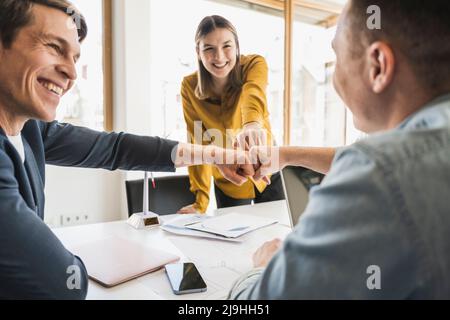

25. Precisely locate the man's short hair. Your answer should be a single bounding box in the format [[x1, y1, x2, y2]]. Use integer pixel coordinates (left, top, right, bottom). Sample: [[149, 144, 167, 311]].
[[0, 0, 87, 48], [348, 0, 450, 91]]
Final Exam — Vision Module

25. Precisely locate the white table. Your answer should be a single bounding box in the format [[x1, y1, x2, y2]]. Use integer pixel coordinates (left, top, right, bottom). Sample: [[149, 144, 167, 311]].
[[52, 200, 291, 300]]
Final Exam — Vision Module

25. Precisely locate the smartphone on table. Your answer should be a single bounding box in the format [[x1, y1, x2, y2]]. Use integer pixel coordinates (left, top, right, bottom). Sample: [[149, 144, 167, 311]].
[[165, 262, 207, 295]]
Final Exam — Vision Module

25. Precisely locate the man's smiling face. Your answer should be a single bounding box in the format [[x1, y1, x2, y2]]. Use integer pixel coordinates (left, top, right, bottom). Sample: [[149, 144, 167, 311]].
[[0, 4, 81, 122]]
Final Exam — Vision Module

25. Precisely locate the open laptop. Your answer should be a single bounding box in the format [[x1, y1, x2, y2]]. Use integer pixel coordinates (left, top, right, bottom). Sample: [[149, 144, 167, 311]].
[[280, 166, 325, 228]]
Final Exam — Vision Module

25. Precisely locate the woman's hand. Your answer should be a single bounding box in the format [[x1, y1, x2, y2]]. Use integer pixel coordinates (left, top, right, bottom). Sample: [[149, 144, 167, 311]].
[[177, 204, 198, 214], [235, 122, 268, 151]]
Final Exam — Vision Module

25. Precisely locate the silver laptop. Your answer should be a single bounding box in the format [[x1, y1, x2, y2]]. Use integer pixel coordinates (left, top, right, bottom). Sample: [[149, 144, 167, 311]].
[[280, 166, 324, 228]]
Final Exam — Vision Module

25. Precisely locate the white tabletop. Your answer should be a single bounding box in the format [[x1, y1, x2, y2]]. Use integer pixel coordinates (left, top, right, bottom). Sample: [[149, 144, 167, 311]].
[[52, 200, 291, 300]]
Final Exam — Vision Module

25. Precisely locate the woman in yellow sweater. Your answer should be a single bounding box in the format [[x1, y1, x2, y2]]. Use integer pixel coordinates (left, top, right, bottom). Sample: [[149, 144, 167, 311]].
[[177, 15, 285, 214]]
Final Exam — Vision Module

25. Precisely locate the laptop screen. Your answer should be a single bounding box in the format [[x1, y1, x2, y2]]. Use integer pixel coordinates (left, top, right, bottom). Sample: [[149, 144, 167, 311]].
[[280, 166, 324, 228]]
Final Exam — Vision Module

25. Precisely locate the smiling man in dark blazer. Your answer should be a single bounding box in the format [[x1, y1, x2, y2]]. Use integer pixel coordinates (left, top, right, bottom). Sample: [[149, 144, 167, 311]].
[[0, 0, 256, 299]]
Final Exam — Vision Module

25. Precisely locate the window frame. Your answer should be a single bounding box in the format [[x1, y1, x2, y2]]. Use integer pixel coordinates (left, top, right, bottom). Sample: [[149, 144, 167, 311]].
[[102, 0, 113, 132], [232, 0, 341, 144]]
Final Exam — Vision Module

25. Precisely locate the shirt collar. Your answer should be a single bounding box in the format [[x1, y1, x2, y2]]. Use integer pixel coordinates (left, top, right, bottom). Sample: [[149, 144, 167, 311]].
[[397, 92, 450, 131]]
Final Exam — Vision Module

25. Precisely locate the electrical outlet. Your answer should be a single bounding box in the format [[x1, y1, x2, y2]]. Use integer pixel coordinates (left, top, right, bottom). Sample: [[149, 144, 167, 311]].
[[60, 213, 90, 227]]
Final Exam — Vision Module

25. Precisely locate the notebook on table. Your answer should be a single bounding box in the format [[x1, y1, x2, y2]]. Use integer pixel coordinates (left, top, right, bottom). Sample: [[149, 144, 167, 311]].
[[71, 236, 179, 288]]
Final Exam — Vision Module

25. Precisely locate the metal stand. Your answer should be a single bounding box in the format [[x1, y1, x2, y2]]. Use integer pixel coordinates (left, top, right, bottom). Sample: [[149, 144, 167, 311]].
[[127, 172, 160, 229]]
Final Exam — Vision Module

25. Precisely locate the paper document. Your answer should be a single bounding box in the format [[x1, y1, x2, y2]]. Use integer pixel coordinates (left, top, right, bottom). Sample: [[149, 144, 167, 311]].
[[186, 213, 278, 238], [160, 225, 242, 242], [161, 214, 210, 228], [160, 214, 242, 243]]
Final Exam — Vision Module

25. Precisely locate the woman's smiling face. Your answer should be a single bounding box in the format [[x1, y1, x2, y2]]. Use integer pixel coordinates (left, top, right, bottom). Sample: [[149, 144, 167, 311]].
[[197, 28, 238, 83]]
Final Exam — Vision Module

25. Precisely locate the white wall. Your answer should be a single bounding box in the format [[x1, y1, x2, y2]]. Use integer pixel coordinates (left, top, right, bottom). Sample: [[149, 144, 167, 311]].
[[113, 0, 155, 182], [44, 166, 123, 227]]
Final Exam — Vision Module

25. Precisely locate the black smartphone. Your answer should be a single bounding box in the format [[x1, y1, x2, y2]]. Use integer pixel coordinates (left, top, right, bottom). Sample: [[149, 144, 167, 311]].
[[165, 262, 207, 295]]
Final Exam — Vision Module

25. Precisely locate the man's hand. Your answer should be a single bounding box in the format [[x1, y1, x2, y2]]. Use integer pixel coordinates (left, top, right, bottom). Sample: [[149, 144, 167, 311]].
[[177, 204, 197, 214], [235, 122, 268, 151], [249, 146, 286, 182], [216, 163, 255, 186], [215, 148, 255, 186], [214, 148, 255, 186], [253, 239, 283, 268]]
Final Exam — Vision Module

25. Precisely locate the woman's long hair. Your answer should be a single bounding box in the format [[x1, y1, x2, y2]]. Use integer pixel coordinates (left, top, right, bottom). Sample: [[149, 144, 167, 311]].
[[194, 15, 243, 100]]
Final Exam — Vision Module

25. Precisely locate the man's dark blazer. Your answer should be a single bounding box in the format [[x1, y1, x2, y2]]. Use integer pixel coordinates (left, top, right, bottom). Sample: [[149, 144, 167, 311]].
[[0, 120, 178, 299]]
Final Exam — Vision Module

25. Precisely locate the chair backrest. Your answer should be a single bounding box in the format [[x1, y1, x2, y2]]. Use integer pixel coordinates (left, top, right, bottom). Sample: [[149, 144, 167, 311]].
[[125, 175, 195, 216]]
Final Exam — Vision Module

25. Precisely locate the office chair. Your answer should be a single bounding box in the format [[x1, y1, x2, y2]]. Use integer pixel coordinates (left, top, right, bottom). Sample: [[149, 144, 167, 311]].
[[125, 175, 196, 216]]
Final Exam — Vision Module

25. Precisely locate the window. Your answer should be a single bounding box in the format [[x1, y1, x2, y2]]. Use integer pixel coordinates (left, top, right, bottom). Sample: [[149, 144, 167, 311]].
[[289, 0, 362, 146], [56, 0, 112, 131], [291, 24, 347, 146]]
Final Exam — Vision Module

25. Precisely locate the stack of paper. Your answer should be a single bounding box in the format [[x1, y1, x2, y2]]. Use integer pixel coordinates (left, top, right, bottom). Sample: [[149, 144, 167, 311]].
[[160, 214, 241, 242], [160, 213, 278, 241], [186, 213, 278, 238]]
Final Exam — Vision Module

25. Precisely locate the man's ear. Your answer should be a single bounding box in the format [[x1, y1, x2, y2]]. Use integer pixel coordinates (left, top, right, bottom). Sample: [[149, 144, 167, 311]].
[[367, 41, 395, 94]]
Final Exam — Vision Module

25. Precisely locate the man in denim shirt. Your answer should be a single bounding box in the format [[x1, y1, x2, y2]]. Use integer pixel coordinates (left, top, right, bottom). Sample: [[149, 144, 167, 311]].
[[229, 0, 450, 299]]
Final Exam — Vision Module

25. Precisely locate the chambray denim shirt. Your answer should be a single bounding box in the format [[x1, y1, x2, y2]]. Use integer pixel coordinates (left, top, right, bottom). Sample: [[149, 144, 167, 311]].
[[229, 93, 450, 299]]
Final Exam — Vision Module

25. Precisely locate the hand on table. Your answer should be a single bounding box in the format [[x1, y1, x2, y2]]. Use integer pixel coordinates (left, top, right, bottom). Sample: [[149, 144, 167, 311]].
[[177, 204, 198, 214], [253, 238, 283, 268]]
